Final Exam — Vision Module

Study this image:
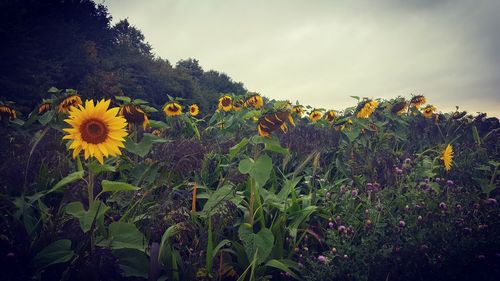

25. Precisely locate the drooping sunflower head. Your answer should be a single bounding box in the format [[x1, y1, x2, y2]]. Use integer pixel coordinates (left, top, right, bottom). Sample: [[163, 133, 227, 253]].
[[410, 95, 426, 108], [244, 94, 264, 109], [440, 144, 453, 171], [324, 110, 337, 123], [58, 94, 82, 114], [218, 95, 233, 112], [257, 111, 295, 137], [309, 110, 323, 122], [356, 100, 378, 119], [233, 99, 243, 111], [391, 100, 408, 115], [118, 104, 149, 129], [292, 105, 305, 117], [0, 104, 17, 121], [163, 101, 183, 117], [62, 99, 128, 164], [189, 104, 200, 116], [422, 105, 436, 119], [38, 102, 52, 114]]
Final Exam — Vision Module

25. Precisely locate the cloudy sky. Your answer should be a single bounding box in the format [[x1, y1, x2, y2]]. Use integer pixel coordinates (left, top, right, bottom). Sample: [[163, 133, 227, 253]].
[[105, 0, 500, 116]]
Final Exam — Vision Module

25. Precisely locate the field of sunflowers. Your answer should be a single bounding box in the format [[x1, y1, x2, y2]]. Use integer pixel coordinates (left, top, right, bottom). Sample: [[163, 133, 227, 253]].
[[0, 89, 499, 281]]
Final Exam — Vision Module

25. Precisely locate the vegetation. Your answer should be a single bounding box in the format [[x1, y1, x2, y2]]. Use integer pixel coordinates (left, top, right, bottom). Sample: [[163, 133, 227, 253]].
[[0, 1, 499, 281]]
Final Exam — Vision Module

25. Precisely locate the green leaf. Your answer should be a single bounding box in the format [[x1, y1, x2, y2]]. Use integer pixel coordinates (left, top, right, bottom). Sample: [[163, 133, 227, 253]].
[[238, 224, 274, 264], [33, 239, 74, 270], [141, 105, 159, 113], [125, 133, 167, 157], [106, 222, 146, 251], [238, 154, 273, 187], [88, 161, 116, 175], [132, 98, 149, 105], [229, 137, 249, 160], [201, 185, 237, 217], [113, 249, 149, 278], [38, 110, 55, 125], [46, 170, 84, 194], [47, 86, 60, 93], [101, 180, 140, 193], [265, 259, 301, 280], [148, 120, 168, 129], [115, 96, 131, 103], [65, 200, 109, 233], [262, 138, 289, 155]]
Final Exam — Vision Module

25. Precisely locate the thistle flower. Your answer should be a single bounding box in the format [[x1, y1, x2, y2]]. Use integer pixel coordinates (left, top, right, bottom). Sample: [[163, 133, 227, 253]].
[[410, 95, 426, 107], [218, 95, 233, 112], [163, 101, 182, 117], [399, 220, 406, 228], [317, 255, 327, 263], [57, 94, 82, 114], [0, 104, 17, 120], [62, 99, 128, 164], [356, 100, 378, 119], [440, 144, 453, 171]]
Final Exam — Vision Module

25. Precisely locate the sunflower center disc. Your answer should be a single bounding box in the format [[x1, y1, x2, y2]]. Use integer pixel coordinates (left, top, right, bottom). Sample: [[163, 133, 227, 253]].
[[222, 98, 231, 107], [81, 119, 108, 144]]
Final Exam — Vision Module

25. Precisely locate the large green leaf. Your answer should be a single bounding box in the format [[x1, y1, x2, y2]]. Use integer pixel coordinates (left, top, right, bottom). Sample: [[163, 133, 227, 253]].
[[105, 222, 146, 251], [229, 137, 249, 160], [201, 185, 239, 217], [238, 154, 273, 187], [33, 239, 74, 270], [125, 133, 167, 157], [101, 180, 140, 193], [238, 223, 274, 264], [265, 259, 301, 280], [65, 200, 109, 233], [113, 248, 149, 278]]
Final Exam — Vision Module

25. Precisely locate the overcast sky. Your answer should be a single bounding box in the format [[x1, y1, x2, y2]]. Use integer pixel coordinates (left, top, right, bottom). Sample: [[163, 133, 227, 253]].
[[104, 0, 500, 116]]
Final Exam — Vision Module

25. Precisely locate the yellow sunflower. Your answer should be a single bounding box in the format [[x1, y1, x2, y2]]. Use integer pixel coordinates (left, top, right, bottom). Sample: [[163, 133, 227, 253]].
[[293, 105, 304, 117], [151, 129, 161, 136], [163, 102, 183, 117], [391, 101, 407, 115], [189, 104, 200, 116], [233, 99, 243, 111], [244, 95, 264, 109], [218, 95, 233, 112], [0, 104, 17, 120], [410, 95, 426, 108], [324, 110, 337, 123], [58, 95, 82, 114], [441, 144, 453, 171], [422, 105, 436, 119], [356, 100, 378, 119], [257, 111, 295, 137], [38, 102, 52, 114], [62, 99, 128, 165], [118, 104, 149, 129], [309, 110, 323, 122]]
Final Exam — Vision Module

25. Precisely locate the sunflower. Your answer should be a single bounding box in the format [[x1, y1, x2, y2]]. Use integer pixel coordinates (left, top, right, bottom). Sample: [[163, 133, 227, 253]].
[[163, 102, 183, 117], [218, 95, 233, 112], [244, 95, 264, 109], [58, 95, 82, 114], [422, 105, 436, 119], [356, 100, 378, 119], [62, 99, 128, 164], [257, 111, 295, 137], [118, 104, 149, 129], [440, 144, 453, 171], [38, 102, 52, 114], [335, 118, 353, 131], [233, 99, 243, 111], [292, 105, 304, 117], [309, 110, 323, 122], [152, 129, 161, 136], [0, 104, 17, 120], [391, 101, 407, 115], [410, 95, 426, 108], [324, 110, 337, 123], [189, 104, 200, 116]]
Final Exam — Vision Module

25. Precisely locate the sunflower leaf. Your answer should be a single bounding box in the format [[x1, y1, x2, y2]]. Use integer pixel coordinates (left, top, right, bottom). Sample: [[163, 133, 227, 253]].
[[101, 180, 140, 193]]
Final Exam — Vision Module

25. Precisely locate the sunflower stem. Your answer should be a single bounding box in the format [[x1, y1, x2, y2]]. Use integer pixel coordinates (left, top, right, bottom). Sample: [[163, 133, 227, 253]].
[[87, 167, 94, 205]]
